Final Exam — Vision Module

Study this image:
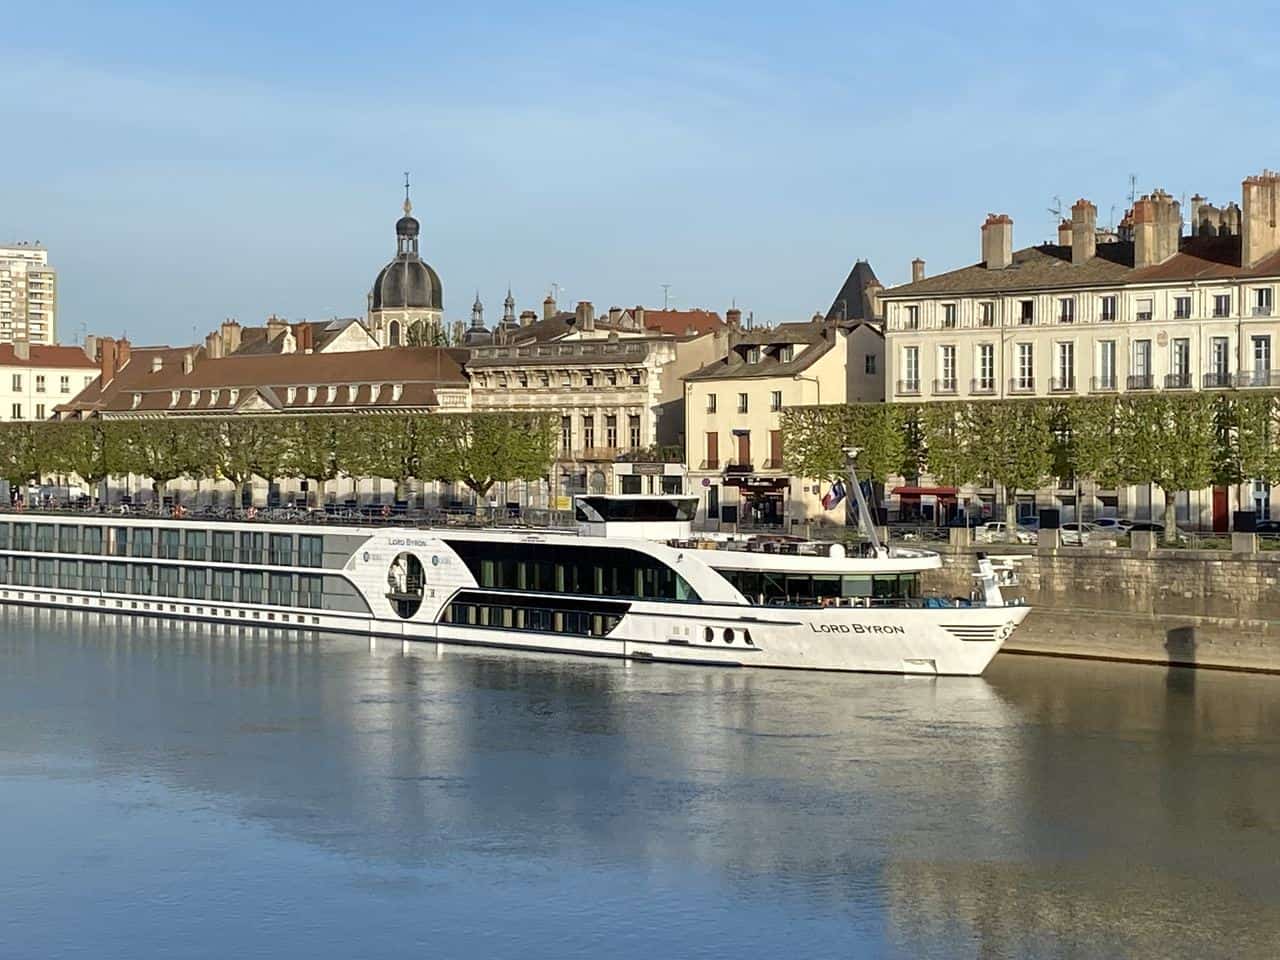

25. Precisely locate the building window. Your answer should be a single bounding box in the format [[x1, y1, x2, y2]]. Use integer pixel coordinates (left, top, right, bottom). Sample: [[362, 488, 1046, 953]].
[[582, 415, 594, 450], [938, 345, 956, 392], [942, 304, 957, 329], [745, 347, 761, 364], [864, 354, 877, 375], [1055, 342, 1075, 391], [778, 345, 794, 362], [560, 416, 571, 453], [705, 432, 719, 470], [630, 370, 642, 385], [1256, 288, 1274, 317], [10, 374, 20, 391], [1019, 300, 1034, 324], [769, 390, 782, 412], [902, 346, 920, 393], [34, 403, 44, 420], [1170, 338, 1191, 387], [1174, 296, 1192, 319], [904, 306, 920, 330], [1214, 294, 1231, 318], [1253, 336, 1272, 385], [1097, 340, 1117, 390], [628, 415, 641, 449], [605, 415, 618, 448], [737, 393, 748, 413], [59, 375, 69, 393], [10, 404, 20, 420], [1058, 298, 1074, 324], [584, 372, 594, 387], [1100, 295, 1117, 322], [1016, 343, 1034, 390], [706, 394, 717, 413], [976, 343, 994, 391], [979, 302, 995, 327], [1209, 337, 1230, 387], [1136, 298, 1153, 322], [606, 371, 617, 386], [1131, 339, 1152, 389]]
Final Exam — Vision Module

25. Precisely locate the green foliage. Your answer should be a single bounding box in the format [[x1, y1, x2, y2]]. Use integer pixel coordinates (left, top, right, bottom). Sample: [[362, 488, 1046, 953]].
[[1063, 396, 1124, 488], [780, 404, 907, 483], [919, 403, 978, 487], [0, 423, 43, 487]]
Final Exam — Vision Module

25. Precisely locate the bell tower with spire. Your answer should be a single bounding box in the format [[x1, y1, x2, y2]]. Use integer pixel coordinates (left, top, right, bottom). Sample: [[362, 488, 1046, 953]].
[[368, 173, 444, 347]]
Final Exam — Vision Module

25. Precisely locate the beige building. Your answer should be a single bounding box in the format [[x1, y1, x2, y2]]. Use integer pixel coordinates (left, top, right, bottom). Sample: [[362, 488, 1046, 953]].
[[466, 299, 728, 505], [880, 169, 1280, 526], [683, 315, 885, 530], [0, 243, 57, 345], [0, 343, 98, 422]]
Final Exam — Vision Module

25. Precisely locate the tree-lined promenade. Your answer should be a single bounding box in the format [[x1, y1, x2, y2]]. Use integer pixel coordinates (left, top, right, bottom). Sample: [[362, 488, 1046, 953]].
[[0, 412, 560, 507], [782, 393, 1280, 542]]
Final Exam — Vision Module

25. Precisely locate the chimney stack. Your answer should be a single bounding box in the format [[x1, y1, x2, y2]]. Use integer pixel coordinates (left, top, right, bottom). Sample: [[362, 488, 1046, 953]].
[[14, 340, 29, 362], [116, 339, 130, 371], [726, 307, 742, 329], [1223, 202, 1242, 236], [1071, 199, 1097, 265], [151, 356, 163, 373], [220, 319, 242, 355], [575, 301, 595, 332], [543, 295, 556, 322], [204, 331, 222, 359], [519, 310, 536, 327], [911, 258, 926, 283], [98, 337, 117, 387], [863, 280, 884, 321], [1057, 219, 1073, 245], [633, 306, 645, 331], [1243, 170, 1280, 268], [1134, 189, 1181, 268], [608, 306, 622, 326], [981, 214, 1013, 270]]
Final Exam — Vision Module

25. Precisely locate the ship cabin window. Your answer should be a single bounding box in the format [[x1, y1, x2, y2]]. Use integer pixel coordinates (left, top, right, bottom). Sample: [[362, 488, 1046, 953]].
[[269, 573, 293, 606], [0, 524, 9, 550], [184, 530, 207, 561], [131, 529, 154, 559], [157, 566, 181, 597], [13, 523, 32, 551], [212, 532, 235, 563], [36, 559, 55, 588], [107, 563, 128, 593], [83, 527, 103, 555], [13, 557, 32, 586], [239, 532, 264, 565], [211, 570, 235, 602], [133, 564, 153, 596], [298, 574, 323, 607], [241, 572, 264, 604], [110, 527, 129, 556], [58, 560, 78, 589], [269, 534, 293, 566], [58, 526, 80, 554], [35, 524, 56, 552], [184, 568, 207, 600], [83, 561, 105, 591], [158, 529, 180, 560], [719, 570, 920, 606], [298, 535, 323, 568]]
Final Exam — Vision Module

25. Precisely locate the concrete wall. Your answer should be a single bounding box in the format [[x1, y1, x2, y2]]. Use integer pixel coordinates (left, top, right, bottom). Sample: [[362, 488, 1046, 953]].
[[924, 543, 1280, 672]]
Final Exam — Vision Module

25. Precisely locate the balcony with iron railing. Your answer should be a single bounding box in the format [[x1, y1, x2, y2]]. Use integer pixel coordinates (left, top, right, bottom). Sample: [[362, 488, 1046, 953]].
[[896, 379, 921, 396], [931, 378, 957, 395], [969, 378, 995, 395], [1126, 374, 1155, 390], [1090, 377, 1118, 393], [1235, 370, 1280, 388], [1008, 378, 1035, 394], [761, 458, 786, 471], [1049, 377, 1076, 393], [724, 459, 754, 474], [615, 444, 683, 464], [1202, 371, 1232, 389], [1253, 304, 1273, 317], [1164, 372, 1193, 389]]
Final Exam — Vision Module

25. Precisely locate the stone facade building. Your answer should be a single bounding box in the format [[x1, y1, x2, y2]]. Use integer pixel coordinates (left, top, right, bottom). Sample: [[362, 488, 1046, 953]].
[[880, 169, 1280, 526], [0, 343, 98, 422]]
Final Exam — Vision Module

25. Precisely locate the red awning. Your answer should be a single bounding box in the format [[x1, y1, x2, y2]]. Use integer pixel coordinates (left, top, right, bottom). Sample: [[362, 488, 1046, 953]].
[[892, 486, 959, 497]]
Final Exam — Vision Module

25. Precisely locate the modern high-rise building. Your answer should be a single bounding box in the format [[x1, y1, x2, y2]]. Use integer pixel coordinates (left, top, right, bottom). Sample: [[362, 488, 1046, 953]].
[[0, 243, 57, 345]]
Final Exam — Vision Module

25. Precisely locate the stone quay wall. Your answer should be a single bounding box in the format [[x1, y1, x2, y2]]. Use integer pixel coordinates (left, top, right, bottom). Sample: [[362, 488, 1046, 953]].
[[922, 541, 1280, 672]]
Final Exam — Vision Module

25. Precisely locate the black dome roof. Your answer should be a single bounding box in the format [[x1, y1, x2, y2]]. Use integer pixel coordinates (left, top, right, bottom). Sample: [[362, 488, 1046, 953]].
[[371, 257, 442, 311], [395, 214, 420, 238]]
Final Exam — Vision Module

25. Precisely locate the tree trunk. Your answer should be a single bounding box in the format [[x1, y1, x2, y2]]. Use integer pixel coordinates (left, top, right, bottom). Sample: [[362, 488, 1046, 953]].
[[1163, 494, 1178, 545], [1004, 492, 1017, 543]]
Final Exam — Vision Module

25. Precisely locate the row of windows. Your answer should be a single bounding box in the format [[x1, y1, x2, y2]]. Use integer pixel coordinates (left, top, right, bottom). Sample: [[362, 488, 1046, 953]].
[[9, 374, 86, 393], [720, 570, 920, 606], [0, 558, 336, 608], [899, 289, 1274, 331], [442, 601, 623, 638], [0, 524, 327, 568], [701, 429, 784, 470], [479, 369, 645, 390], [445, 540, 699, 602], [705, 391, 784, 414], [154, 383, 410, 410], [560, 414, 644, 453]]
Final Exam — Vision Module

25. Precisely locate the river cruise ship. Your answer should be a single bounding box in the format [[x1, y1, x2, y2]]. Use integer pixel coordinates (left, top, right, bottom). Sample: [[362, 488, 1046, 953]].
[[0, 496, 1028, 676]]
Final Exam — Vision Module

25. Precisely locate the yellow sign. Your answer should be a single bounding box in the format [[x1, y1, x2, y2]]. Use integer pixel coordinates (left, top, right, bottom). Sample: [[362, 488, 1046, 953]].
[[555, 496, 573, 510]]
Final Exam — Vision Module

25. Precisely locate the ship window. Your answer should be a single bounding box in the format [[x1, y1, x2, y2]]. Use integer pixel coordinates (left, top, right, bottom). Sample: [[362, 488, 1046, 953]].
[[269, 534, 293, 566], [723, 628, 734, 644], [57, 559, 79, 589], [158, 529, 180, 559], [298, 574, 323, 608], [107, 563, 127, 593], [110, 527, 128, 556], [36, 559, 55, 587], [269, 572, 293, 605], [184, 530, 207, 561], [35, 524, 56, 552], [299, 535, 323, 568], [184, 567, 207, 599], [212, 532, 235, 563], [13, 557, 32, 586], [0, 524, 9, 550], [83, 527, 103, 555], [83, 561, 104, 591], [211, 569, 235, 601], [157, 566, 180, 597], [131, 528, 154, 558], [841, 576, 872, 597], [133, 564, 153, 595], [241, 571, 263, 604], [239, 531, 264, 564], [13, 523, 32, 551], [58, 526, 80, 554]]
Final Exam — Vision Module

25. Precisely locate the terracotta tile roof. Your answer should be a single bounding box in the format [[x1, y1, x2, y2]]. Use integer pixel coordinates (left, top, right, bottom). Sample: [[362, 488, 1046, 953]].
[[641, 309, 724, 336], [0, 344, 97, 368], [60, 345, 467, 417], [884, 235, 1280, 299]]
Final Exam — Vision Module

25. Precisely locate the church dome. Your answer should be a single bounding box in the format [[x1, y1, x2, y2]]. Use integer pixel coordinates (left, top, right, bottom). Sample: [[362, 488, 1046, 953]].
[[371, 257, 442, 310], [395, 214, 420, 238]]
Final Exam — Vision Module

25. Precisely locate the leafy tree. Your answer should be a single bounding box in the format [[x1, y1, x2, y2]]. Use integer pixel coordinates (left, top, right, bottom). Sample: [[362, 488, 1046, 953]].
[[780, 404, 906, 484], [920, 402, 978, 488], [55, 421, 111, 503], [1117, 394, 1216, 543], [0, 423, 42, 492], [441, 412, 558, 500], [967, 400, 1051, 535], [1065, 396, 1125, 489], [102, 419, 205, 503]]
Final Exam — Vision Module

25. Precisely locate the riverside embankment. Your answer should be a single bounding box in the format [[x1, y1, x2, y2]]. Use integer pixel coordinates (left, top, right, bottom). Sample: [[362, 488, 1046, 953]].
[[923, 538, 1280, 672]]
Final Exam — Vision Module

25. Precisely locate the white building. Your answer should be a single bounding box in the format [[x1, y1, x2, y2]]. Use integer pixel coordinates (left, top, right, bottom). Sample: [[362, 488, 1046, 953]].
[[0, 342, 98, 421], [0, 243, 57, 345], [880, 169, 1280, 527]]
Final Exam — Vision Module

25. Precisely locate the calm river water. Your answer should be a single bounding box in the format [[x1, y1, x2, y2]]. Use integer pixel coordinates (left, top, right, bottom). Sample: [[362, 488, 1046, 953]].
[[1, 607, 1278, 959]]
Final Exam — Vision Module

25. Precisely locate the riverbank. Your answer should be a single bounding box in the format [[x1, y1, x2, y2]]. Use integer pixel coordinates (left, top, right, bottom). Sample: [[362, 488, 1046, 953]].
[[923, 543, 1280, 673]]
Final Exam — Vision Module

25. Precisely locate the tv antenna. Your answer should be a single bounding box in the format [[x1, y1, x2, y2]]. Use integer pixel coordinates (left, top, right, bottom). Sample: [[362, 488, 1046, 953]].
[[1127, 173, 1138, 208], [660, 283, 671, 310], [1047, 195, 1064, 221]]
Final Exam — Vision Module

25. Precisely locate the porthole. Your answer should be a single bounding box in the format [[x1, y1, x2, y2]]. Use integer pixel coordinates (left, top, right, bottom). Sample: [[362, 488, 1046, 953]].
[[744, 629, 753, 646], [387, 552, 425, 619], [704, 627, 714, 643], [724, 628, 734, 644]]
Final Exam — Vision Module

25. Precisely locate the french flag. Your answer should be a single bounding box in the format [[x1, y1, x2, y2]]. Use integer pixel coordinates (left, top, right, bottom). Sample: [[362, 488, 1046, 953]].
[[822, 480, 846, 511]]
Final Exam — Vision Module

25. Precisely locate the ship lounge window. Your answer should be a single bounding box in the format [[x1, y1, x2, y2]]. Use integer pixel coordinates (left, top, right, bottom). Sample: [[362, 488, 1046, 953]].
[[36, 559, 55, 588], [58, 526, 80, 554], [13, 523, 32, 551], [299, 535, 323, 568], [241, 572, 264, 604], [298, 574, 323, 608], [441, 589, 625, 637], [133, 565, 154, 596], [83, 561, 104, 591], [158, 529, 180, 560], [184, 530, 207, 561], [269, 534, 293, 566], [211, 569, 235, 601], [212, 532, 235, 563], [35, 524, 55, 552], [444, 540, 698, 602], [83, 527, 102, 555], [131, 529, 154, 559], [720, 570, 919, 605], [157, 566, 180, 597], [269, 573, 293, 606], [184, 568, 207, 600]]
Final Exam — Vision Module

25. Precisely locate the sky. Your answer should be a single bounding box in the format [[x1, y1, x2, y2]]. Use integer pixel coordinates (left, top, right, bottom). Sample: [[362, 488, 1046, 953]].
[[3, 1, 1279, 345]]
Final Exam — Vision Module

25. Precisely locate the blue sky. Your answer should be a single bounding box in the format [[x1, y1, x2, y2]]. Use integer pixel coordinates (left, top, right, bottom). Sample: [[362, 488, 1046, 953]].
[[3, 1, 1278, 344]]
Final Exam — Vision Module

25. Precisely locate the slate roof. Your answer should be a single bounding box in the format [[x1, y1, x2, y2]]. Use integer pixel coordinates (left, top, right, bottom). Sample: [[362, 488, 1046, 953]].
[[825, 259, 881, 321], [683, 318, 840, 382]]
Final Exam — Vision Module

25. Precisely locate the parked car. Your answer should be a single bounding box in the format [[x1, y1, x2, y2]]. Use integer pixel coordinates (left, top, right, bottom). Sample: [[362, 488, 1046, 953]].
[[1126, 520, 1165, 533], [1059, 521, 1092, 546], [1254, 519, 1280, 537], [1090, 517, 1131, 533], [975, 521, 1036, 544]]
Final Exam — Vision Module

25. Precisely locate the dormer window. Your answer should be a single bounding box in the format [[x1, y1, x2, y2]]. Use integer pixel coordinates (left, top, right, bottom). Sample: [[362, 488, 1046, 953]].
[[286, 386, 297, 404], [369, 383, 382, 403], [326, 385, 337, 403], [584, 372, 594, 387], [132, 393, 142, 409], [211, 389, 220, 405], [746, 347, 761, 364], [229, 388, 239, 405], [630, 370, 641, 385], [517, 373, 527, 387], [306, 386, 318, 403], [392, 384, 403, 402], [169, 390, 179, 407], [778, 345, 794, 363], [904, 306, 920, 330], [346, 385, 358, 403], [188, 389, 199, 407]]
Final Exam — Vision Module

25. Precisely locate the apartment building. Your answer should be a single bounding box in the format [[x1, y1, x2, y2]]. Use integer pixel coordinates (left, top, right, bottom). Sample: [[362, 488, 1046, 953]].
[[880, 169, 1280, 525], [683, 315, 884, 530], [466, 300, 728, 505], [0, 243, 57, 345], [0, 343, 98, 422]]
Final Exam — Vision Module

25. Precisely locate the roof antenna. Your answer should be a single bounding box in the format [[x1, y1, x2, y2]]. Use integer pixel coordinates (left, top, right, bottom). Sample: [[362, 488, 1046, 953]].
[[660, 283, 671, 310]]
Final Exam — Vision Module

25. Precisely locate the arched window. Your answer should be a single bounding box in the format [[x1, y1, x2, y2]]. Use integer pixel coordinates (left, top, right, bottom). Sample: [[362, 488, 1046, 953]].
[[388, 320, 401, 347]]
